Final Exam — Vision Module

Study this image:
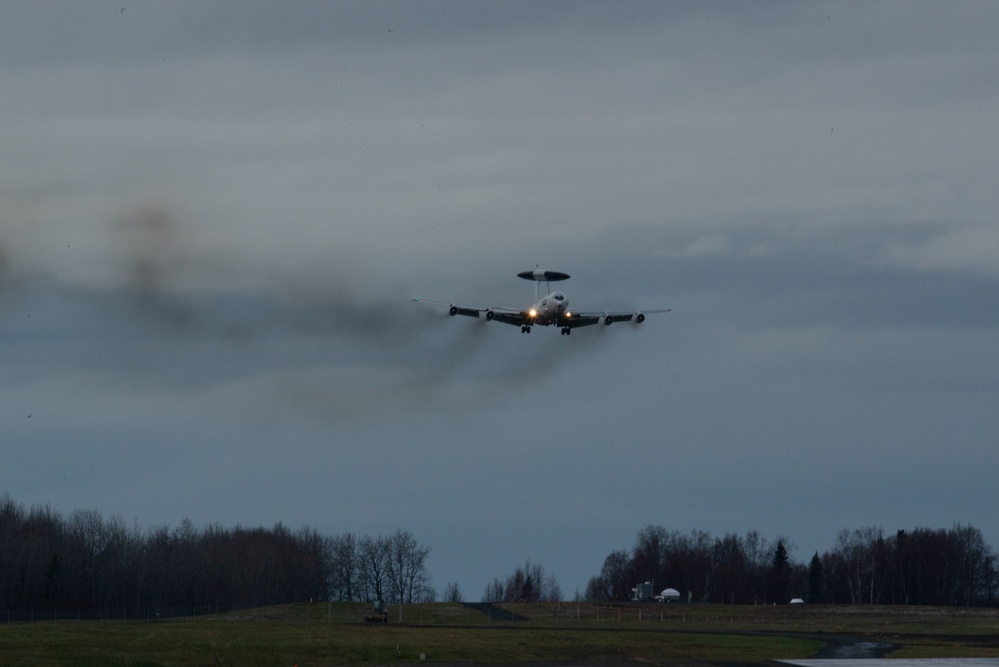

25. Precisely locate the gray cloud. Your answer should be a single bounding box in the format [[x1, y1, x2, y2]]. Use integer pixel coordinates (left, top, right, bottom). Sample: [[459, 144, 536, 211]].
[[2, 206, 612, 427], [2, 1, 999, 597]]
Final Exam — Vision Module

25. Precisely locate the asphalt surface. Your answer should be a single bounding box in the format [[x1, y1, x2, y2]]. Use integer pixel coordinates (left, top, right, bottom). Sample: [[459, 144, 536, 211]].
[[779, 658, 999, 667]]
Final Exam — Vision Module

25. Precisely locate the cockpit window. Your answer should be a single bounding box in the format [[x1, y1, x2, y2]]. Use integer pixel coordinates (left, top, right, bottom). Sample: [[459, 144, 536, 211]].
[[553, 292, 565, 300]]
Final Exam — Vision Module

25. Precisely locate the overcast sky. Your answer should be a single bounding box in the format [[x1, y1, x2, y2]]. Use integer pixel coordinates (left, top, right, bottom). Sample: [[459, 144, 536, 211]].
[[3, 1, 998, 599]]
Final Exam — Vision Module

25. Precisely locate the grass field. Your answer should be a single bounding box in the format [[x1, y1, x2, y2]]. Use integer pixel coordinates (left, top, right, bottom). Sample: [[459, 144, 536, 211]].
[[0, 602, 997, 666]]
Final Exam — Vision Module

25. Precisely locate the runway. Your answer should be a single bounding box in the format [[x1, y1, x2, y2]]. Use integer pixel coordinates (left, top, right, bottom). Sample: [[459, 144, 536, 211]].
[[778, 660, 999, 667]]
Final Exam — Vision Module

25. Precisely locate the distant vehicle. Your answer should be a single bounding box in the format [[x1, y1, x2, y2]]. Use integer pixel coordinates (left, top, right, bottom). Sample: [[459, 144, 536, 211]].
[[364, 599, 388, 623], [631, 581, 655, 601], [656, 588, 681, 602], [789, 597, 805, 604], [414, 269, 669, 335]]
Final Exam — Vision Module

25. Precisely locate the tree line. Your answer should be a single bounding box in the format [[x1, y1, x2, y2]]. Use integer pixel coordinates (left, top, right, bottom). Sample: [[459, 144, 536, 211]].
[[481, 559, 562, 603], [0, 495, 432, 615], [5, 493, 997, 613], [584, 523, 999, 606]]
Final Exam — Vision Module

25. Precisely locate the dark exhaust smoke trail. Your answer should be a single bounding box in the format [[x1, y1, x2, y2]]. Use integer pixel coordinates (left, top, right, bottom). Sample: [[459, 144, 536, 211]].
[[1, 205, 606, 425]]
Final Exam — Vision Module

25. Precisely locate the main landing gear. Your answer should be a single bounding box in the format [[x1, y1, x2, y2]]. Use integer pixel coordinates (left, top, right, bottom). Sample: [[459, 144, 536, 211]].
[[520, 325, 532, 334], [560, 326, 571, 335]]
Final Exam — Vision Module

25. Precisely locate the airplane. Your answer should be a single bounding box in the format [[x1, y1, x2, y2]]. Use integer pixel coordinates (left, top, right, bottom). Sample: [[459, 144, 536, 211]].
[[413, 269, 670, 335]]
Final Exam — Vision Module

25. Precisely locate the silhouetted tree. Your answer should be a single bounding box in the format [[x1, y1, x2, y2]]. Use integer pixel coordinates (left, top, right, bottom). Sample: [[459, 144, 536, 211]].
[[807, 551, 824, 603], [483, 560, 561, 602], [357, 535, 390, 603], [584, 549, 630, 601], [481, 578, 504, 603], [442, 581, 462, 603], [0, 495, 446, 615], [769, 538, 791, 603], [385, 529, 432, 604], [711, 533, 748, 604], [328, 532, 359, 601]]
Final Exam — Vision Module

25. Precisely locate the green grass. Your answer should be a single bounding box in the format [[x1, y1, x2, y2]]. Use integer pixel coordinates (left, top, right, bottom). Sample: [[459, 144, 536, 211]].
[[0, 602, 997, 666]]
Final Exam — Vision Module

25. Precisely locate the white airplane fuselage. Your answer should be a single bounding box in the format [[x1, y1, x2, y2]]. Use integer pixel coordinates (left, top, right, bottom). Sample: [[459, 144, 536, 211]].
[[526, 291, 569, 326]]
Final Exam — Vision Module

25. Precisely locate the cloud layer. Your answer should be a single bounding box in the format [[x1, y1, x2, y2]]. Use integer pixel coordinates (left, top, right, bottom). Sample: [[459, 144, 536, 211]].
[[3, 1, 998, 596]]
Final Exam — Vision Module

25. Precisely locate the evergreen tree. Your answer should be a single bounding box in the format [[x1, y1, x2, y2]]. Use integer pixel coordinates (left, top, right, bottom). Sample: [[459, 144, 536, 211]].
[[770, 538, 791, 603], [772, 539, 790, 571], [807, 551, 824, 603]]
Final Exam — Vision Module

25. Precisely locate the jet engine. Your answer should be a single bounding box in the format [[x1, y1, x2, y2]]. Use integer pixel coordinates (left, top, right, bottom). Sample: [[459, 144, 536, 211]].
[[449, 305, 458, 316], [636, 312, 646, 323]]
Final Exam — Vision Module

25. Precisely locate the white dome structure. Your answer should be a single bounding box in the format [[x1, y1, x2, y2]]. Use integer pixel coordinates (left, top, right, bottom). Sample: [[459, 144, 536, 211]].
[[658, 588, 681, 601]]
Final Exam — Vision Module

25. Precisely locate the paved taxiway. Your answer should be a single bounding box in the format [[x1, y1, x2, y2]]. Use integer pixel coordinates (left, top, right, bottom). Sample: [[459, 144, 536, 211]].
[[779, 660, 999, 667]]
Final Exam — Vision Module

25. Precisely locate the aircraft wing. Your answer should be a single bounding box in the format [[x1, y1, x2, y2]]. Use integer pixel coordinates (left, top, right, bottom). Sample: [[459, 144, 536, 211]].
[[411, 299, 528, 326], [486, 310, 528, 326], [414, 298, 670, 331], [563, 307, 671, 328], [558, 313, 602, 329]]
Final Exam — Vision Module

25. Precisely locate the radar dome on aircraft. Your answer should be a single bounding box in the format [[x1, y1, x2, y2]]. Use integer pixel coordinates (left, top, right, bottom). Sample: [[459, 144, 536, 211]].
[[517, 270, 570, 282]]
